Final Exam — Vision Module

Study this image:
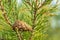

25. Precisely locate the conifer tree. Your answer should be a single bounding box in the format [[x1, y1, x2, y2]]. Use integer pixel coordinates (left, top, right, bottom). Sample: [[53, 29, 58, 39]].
[[0, 0, 59, 40]]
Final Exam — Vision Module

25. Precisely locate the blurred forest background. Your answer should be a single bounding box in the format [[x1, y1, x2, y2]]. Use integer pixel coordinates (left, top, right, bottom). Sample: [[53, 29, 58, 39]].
[[0, 0, 60, 40]]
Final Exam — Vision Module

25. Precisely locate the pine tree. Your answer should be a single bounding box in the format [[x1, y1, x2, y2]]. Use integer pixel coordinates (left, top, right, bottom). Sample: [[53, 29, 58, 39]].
[[0, 0, 59, 40]]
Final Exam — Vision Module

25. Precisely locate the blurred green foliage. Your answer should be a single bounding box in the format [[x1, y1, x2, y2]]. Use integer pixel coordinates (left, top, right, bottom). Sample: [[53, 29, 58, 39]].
[[0, 0, 60, 40]]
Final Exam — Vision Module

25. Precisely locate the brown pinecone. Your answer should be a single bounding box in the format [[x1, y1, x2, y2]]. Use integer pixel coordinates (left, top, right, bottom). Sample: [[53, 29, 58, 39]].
[[12, 20, 33, 31]]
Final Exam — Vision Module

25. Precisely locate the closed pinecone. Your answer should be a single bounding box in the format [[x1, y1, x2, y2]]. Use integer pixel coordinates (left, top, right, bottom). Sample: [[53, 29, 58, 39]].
[[12, 20, 33, 31]]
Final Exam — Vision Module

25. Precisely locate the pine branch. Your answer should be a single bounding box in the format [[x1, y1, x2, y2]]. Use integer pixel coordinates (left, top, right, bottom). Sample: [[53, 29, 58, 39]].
[[0, 0, 12, 26], [29, 0, 38, 40]]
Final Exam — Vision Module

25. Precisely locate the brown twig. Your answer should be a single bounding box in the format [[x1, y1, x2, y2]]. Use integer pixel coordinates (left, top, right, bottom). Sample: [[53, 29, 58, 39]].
[[24, 0, 32, 7], [29, 11, 37, 40], [15, 27, 23, 40], [36, 0, 38, 5], [38, 0, 46, 10], [37, 0, 42, 8], [29, 0, 38, 40], [0, 0, 12, 26]]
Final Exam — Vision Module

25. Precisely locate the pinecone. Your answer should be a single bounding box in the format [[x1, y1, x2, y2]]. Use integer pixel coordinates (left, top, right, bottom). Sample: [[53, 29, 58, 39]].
[[12, 20, 33, 31]]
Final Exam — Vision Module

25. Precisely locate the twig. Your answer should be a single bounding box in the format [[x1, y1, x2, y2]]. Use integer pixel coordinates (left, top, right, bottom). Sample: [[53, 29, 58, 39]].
[[29, 30, 34, 40], [0, 0, 12, 26], [24, 0, 32, 7], [29, 0, 38, 40], [38, 0, 45, 10], [37, 0, 42, 8], [36, 0, 38, 5], [15, 27, 23, 40]]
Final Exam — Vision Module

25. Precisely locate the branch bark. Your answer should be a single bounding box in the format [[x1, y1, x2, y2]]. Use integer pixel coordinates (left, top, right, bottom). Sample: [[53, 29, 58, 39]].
[[24, 0, 32, 7], [0, 0, 12, 26], [29, 0, 38, 40], [15, 27, 23, 40], [38, 0, 46, 10]]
